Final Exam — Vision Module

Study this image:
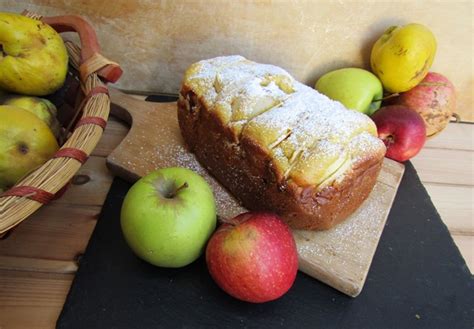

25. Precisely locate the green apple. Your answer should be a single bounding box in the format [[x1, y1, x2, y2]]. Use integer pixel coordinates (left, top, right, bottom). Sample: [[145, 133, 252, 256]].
[[315, 68, 383, 115], [120, 167, 217, 268]]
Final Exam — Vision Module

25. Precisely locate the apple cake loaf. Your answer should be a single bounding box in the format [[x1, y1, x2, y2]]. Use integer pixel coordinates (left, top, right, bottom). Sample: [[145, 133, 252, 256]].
[[178, 56, 386, 230]]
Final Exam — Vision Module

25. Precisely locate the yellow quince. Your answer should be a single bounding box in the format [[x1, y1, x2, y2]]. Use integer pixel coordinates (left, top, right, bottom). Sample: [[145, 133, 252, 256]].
[[371, 23, 437, 93], [0, 105, 59, 190], [0, 12, 68, 96]]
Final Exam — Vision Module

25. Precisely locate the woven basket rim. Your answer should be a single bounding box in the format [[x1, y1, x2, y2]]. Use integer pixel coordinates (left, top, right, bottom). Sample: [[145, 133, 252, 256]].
[[0, 14, 118, 233]]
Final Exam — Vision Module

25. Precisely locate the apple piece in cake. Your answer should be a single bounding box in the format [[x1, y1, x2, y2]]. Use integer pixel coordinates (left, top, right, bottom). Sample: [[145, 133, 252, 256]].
[[178, 56, 386, 230]]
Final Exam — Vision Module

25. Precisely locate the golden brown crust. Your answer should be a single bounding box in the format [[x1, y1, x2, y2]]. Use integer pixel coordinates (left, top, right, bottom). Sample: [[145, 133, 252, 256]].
[[178, 90, 385, 230]]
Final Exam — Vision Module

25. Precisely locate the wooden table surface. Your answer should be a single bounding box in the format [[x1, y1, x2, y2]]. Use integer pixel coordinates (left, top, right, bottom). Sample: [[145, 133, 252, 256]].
[[0, 103, 472, 328]]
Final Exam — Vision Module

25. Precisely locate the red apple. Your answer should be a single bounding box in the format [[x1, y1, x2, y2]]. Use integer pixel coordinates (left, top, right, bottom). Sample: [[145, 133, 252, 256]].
[[390, 72, 456, 137], [371, 105, 426, 162], [206, 212, 298, 303]]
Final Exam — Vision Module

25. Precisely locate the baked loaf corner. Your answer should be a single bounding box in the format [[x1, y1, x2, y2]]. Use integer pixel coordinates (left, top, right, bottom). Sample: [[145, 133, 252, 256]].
[[178, 56, 386, 230]]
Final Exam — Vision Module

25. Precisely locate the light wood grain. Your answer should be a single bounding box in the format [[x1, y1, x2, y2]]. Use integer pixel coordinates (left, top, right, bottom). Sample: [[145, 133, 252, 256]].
[[54, 156, 115, 206], [92, 117, 130, 157], [411, 147, 474, 186], [0, 270, 72, 329], [424, 123, 474, 151], [3, 1, 472, 121], [424, 183, 473, 235], [106, 89, 405, 297], [0, 255, 77, 274], [0, 203, 99, 261], [452, 235, 474, 273]]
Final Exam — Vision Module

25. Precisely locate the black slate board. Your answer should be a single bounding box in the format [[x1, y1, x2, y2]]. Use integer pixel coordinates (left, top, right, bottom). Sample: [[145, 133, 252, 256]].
[[57, 97, 473, 329]]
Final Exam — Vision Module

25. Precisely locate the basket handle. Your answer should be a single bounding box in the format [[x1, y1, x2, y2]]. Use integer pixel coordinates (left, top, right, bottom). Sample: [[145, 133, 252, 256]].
[[42, 15, 123, 83]]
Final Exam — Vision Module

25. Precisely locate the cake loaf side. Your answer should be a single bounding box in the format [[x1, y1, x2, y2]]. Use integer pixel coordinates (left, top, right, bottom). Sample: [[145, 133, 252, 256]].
[[178, 56, 386, 230]]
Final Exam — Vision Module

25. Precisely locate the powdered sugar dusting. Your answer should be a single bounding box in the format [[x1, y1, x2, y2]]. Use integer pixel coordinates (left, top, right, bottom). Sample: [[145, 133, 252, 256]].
[[186, 55, 294, 111], [294, 178, 393, 280], [183, 56, 384, 187]]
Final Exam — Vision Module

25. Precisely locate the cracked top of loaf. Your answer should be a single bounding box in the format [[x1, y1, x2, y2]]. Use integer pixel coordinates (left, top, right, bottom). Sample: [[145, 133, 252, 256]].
[[182, 55, 385, 188]]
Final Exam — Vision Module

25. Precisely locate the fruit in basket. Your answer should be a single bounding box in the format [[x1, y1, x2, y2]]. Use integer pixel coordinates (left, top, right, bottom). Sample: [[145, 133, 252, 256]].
[[371, 23, 437, 93], [206, 212, 298, 303], [0, 105, 59, 190], [2, 96, 61, 138], [121, 167, 216, 268], [0, 12, 68, 96], [371, 105, 426, 162], [315, 68, 383, 115], [389, 72, 456, 137]]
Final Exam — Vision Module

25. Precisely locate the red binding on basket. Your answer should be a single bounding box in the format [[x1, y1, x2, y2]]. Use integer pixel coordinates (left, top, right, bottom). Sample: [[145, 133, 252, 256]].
[[76, 116, 107, 130], [1, 186, 55, 204], [53, 148, 89, 164], [87, 85, 109, 97]]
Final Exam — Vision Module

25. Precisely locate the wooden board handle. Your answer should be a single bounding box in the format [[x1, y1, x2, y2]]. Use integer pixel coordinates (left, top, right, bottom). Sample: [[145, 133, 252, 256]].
[[109, 88, 142, 124]]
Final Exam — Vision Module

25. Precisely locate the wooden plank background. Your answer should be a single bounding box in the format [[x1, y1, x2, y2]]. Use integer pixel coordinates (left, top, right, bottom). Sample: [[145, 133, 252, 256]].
[[1, 0, 472, 121]]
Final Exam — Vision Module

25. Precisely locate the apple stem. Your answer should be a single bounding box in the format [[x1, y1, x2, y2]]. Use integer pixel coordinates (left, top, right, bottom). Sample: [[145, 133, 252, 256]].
[[383, 135, 395, 148], [373, 93, 399, 102], [451, 113, 461, 123], [168, 182, 188, 198]]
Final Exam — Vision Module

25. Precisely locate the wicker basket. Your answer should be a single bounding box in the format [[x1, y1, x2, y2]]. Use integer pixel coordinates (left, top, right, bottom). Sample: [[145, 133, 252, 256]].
[[0, 11, 122, 234]]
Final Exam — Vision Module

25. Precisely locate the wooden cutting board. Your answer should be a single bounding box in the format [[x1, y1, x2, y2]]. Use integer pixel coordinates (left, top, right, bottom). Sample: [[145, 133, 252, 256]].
[[107, 88, 405, 297]]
